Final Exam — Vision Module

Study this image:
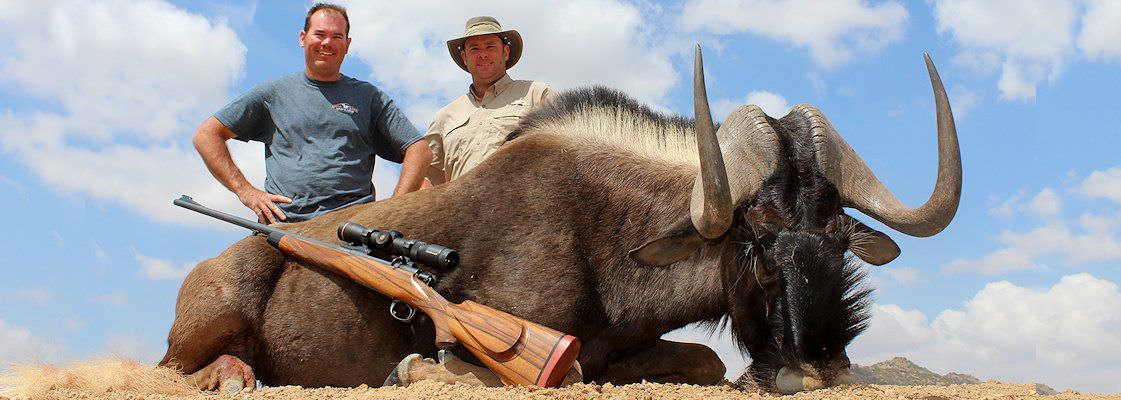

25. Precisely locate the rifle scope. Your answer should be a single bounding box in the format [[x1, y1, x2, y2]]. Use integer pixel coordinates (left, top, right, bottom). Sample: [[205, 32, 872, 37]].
[[338, 222, 459, 271]]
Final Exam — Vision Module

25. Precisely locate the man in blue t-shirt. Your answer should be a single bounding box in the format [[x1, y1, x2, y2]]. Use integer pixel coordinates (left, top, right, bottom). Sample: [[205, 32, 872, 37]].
[[194, 3, 430, 223]]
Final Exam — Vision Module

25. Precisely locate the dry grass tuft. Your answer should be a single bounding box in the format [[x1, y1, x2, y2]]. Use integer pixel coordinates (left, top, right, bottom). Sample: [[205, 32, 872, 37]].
[[0, 357, 199, 399]]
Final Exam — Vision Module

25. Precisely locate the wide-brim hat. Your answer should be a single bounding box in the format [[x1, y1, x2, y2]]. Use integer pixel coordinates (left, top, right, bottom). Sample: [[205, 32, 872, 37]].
[[446, 16, 523, 73]]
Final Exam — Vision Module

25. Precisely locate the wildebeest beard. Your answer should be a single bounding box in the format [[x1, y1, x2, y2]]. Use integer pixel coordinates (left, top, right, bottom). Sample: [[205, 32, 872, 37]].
[[722, 213, 875, 391]]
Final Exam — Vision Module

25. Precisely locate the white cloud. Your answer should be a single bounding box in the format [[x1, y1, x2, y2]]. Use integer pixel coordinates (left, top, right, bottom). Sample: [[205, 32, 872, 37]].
[[63, 318, 85, 334], [96, 293, 127, 308], [713, 90, 791, 121], [944, 213, 1121, 275], [808, 72, 827, 97], [1078, 0, 1121, 62], [881, 266, 921, 286], [852, 274, 1121, 393], [988, 188, 1061, 218], [851, 304, 933, 358], [987, 192, 1020, 218], [948, 85, 980, 119], [0, 0, 256, 226], [1079, 167, 1121, 204], [342, 0, 683, 125], [680, 0, 908, 69], [1026, 188, 1062, 216], [13, 287, 52, 304], [103, 334, 163, 364], [745, 91, 792, 117], [0, 319, 64, 366], [1079, 212, 1119, 234], [0, 0, 243, 142], [998, 218, 1121, 266], [934, 0, 1077, 102], [0, 173, 26, 199], [133, 250, 193, 280], [943, 247, 1041, 275]]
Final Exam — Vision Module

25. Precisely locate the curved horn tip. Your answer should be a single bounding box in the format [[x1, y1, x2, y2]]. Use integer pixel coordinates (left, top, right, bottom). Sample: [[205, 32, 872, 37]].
[[694, 44, 704, 72]]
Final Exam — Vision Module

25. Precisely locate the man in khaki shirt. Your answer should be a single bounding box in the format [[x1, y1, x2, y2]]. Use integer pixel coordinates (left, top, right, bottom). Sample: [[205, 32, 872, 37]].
[[425, 16, 553, 185], [385, 17, 578, 388]]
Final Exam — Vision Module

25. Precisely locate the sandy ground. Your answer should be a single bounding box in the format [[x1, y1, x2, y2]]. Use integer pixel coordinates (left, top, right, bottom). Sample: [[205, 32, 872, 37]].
[[2, 359, 1117, 400], [7, 380, 1121, 400]]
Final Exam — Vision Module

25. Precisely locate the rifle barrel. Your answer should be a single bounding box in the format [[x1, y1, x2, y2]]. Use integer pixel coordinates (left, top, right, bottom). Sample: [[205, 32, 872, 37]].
[[174, 195, 345, 256], [174, 195, 283, 235]]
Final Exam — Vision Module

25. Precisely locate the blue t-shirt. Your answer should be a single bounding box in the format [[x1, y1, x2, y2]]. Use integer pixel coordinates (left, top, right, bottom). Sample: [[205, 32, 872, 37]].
[[214, 73, 422, 221]]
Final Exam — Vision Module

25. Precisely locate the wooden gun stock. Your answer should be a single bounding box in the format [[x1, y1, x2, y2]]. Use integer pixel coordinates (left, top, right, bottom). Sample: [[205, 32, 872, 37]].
[[270, 233, 580, 387]]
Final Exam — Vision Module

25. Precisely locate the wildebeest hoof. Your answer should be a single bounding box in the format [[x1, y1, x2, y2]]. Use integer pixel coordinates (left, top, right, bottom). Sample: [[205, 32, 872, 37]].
[[385, 351, 501, 387], [775, 366, 824, 394], [384, 353, 424, 386], [219, 378, 245, 393], [190, 354, 255, 392], [560, 360, 584, 386]]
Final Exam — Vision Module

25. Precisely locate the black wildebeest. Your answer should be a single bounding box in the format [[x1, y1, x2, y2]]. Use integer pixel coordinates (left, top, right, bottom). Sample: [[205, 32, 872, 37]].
[[159, 48, 960, 393]]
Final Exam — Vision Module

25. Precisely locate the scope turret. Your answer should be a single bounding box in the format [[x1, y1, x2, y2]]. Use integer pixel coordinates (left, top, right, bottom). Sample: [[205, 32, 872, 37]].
[[338, 222, 459, 271]]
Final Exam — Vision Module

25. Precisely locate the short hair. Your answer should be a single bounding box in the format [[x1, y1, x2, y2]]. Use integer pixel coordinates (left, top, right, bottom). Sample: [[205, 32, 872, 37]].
[[304, 3, 349, 36]]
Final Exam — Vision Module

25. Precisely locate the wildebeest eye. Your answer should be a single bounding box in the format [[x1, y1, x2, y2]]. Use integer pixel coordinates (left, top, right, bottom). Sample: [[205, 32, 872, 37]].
[[748, 221, 781, 241]]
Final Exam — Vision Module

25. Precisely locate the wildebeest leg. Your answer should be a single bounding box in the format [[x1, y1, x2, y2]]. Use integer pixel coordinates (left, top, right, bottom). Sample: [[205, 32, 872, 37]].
[[597, 339, 726, 385], [159, 236, 283, 390]]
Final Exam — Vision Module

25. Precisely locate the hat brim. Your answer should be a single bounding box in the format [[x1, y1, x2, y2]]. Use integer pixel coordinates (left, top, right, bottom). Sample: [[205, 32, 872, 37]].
[[447, 30, 523, 73]]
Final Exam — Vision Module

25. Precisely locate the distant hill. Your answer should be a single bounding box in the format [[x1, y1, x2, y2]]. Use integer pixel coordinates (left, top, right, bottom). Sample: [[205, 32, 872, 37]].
[[850, 358, 1060, 394], [851, 357, 981, 386]]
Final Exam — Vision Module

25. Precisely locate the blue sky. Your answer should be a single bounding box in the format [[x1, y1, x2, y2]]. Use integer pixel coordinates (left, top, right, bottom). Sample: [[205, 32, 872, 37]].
[[2, 0, 1120, 394]]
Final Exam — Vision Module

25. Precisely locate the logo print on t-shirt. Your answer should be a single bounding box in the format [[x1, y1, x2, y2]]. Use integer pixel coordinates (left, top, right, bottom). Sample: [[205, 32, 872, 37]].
[[333, 103, 358, 114]]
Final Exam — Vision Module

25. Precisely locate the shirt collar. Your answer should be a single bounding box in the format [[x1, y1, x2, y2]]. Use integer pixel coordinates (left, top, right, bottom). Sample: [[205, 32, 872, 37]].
[[469, 74, 514, 102]]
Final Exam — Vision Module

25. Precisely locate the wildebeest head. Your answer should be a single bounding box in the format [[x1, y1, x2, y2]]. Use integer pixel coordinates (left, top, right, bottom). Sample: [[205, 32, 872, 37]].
[[629, 47, 960, 392]]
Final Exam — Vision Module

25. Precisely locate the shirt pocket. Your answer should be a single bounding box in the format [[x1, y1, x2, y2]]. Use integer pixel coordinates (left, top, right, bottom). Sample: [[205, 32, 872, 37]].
[[437, 116, 471, 169], [490, 102, 530, 144]]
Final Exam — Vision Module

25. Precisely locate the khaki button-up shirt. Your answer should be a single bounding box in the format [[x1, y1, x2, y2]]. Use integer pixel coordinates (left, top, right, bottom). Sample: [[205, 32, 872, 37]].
[[425, 75, 552, 184]]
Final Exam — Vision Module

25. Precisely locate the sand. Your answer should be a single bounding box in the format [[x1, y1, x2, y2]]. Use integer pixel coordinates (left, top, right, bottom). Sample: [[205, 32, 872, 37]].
[[2, 359, 1116, 400], [7, 379, 1121, 400]]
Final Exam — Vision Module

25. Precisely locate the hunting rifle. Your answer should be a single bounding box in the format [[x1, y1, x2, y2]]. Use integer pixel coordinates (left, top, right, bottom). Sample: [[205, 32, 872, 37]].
[[173, 195, 580, 387]]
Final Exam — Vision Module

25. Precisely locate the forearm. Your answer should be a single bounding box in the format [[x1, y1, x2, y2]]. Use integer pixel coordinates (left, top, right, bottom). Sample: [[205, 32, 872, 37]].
[[393, 139, 433, 196], [194, 117, 253, 196]]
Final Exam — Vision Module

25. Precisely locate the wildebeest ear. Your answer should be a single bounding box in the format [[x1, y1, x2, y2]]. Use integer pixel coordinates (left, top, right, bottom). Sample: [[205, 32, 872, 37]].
[[629, 218, 703, 267], [843, 216, 900, 266]]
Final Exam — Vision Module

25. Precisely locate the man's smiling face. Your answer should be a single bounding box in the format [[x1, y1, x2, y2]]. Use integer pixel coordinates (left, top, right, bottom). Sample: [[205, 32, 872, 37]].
[[462, 34, 509, 88], [299, 9, 351, 81]]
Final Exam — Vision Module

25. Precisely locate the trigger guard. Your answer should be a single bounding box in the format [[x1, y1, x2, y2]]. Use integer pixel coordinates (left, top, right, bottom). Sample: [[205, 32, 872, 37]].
[[389, 300, 416, 323]]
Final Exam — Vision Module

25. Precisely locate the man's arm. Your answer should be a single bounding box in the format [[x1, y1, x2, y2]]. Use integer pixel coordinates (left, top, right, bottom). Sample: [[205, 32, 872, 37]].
[[393, 139, 433, 196], [193, 116, 291, 223]]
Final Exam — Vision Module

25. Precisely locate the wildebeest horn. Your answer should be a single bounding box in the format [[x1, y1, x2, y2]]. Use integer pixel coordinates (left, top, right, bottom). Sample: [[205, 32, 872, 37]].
[[802, 53, 961, 237], [689, 45, 734, 239], [714, 105, 781, 209]]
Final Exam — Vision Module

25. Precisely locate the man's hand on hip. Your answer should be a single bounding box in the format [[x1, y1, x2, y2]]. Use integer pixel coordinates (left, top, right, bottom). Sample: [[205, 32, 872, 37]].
[[237, 187, 292, 224]]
